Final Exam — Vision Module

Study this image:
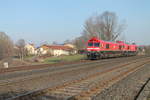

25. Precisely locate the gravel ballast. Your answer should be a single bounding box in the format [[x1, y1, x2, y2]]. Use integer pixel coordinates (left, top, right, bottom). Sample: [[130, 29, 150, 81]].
[[136, 78, 150, 100], [93, 63, 150, 100], [0, 56, 150, 100]]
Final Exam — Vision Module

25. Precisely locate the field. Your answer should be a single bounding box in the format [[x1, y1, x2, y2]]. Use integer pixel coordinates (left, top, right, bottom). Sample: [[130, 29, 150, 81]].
[[44, 54, 86, 64], [0, 54, 86, 68]]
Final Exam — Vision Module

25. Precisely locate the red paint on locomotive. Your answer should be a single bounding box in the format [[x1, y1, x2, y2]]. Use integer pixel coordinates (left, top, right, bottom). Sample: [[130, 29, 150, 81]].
[[86, 37, 138, 59]]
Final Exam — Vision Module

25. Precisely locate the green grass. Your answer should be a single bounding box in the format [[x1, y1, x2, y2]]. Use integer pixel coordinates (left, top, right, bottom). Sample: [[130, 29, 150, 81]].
[[44, 54, 85, 64], [24, 55, 35, 59]]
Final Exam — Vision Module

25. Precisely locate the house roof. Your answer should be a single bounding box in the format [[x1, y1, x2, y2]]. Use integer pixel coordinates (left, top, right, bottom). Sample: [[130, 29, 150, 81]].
[[64, 44, 75, 48], [41, 45, 74, 51]]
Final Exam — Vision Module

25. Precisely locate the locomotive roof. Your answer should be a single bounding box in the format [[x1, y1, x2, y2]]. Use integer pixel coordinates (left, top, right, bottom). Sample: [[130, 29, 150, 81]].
[[88, 37, 119, 44], [88, 37, 137, 46]]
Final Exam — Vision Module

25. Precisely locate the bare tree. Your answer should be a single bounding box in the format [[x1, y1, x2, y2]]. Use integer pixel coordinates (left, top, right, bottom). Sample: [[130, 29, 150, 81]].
[[52, 41, 58, 45], [63, 39, 72, 44], [0, 32, 14, 60], [40, 41, 49, 46], [73, 37, 83, 49], [82, 11, 125, 41], [100, 11, 125, 40], [73, 11, 126, 49], [16, 39, 26, 60]]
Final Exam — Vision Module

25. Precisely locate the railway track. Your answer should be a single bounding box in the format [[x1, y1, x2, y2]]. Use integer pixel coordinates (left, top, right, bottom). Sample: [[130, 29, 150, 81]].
[[134, 78, 150, 100], [0, 56, 146, 75], [1, 57, 141, 100], [0, 56, 143, 86], [3, 56, 150, 100], [0, 60, 90, 74]]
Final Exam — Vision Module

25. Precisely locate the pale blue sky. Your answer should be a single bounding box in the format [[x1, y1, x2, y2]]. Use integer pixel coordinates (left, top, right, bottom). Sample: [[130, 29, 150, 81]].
[[0, 0, 150, 45]]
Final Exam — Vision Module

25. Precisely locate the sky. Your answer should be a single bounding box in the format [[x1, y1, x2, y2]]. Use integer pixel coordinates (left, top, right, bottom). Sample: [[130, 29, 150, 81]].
[[0, 0, 150, 45]]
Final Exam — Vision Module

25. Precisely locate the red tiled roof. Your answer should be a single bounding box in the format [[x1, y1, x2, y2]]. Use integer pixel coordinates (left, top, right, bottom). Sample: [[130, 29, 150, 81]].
[[42, 45, 73, 51]]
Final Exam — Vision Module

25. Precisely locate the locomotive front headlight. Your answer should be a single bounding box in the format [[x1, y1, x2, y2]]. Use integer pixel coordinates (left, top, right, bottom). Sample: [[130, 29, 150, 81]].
[[87, 52, 90, 55], [95, 52, 99, 55]]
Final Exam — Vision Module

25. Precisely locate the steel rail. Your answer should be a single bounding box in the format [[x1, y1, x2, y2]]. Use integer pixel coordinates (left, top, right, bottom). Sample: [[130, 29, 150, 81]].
[[5, 57, 150, 100]]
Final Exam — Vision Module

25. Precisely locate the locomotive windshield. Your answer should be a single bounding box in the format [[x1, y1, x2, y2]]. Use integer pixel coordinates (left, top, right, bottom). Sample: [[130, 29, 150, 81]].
[[94, 43, 100, 47], [88, 42, 100, 47], [88, 42, 93, 46]]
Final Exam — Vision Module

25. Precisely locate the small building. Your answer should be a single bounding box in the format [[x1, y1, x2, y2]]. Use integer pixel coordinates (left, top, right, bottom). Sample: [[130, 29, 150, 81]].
[[35, 45, 48, 56], [37, 45, 77, 56], [48, 45, 73, 56], [24, 44, 37, 55]]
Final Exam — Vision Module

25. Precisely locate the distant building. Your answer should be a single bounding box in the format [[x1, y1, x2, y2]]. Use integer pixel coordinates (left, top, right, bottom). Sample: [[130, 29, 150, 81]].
[[138, 46, 146, 55], [24, 44, 36, 55], [64, 43, 77, 54], [37, 44, 77, 56], [35, 45, 48, 56]]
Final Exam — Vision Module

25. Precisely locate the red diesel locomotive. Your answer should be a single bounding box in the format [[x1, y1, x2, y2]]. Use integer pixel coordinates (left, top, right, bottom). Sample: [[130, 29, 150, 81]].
[[86, 37, 138, 59]]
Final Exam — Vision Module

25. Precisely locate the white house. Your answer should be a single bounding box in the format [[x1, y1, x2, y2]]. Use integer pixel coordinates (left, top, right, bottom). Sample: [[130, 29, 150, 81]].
[[36, 46, 48, 56], [24, 44, 37, 55], [48, 45, 72, 56], [36, 45, 77, 56]]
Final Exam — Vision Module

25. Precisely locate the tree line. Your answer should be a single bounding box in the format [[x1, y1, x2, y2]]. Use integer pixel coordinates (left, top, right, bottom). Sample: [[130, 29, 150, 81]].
[[0, 32, 27, 61]]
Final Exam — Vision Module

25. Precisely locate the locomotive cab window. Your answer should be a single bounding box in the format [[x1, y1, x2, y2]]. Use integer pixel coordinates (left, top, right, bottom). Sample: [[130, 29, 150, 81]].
[[88, 42, 93, 46], [94, 43, 100, 47], [106, 44, 109, 49]]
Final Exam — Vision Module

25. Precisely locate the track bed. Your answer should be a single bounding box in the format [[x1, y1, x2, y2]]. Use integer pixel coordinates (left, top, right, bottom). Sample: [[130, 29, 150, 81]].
[[0, 56, 149, 100]]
